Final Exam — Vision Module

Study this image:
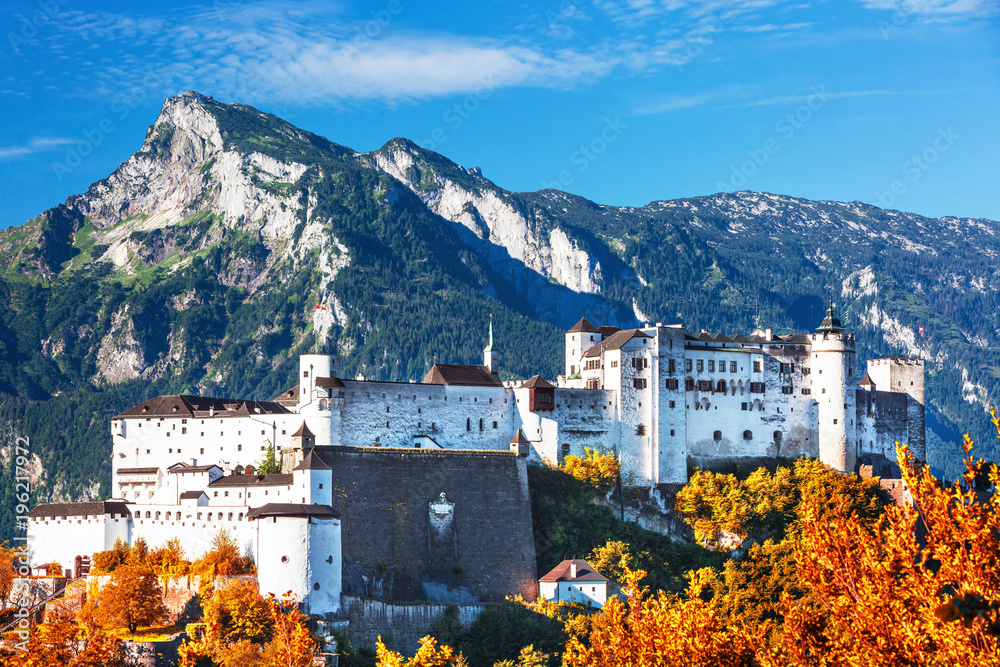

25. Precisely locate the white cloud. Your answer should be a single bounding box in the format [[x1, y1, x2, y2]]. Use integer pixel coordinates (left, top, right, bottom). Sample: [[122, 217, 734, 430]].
[[857, 0, 1000, 17], [0, 137, 76, 161]]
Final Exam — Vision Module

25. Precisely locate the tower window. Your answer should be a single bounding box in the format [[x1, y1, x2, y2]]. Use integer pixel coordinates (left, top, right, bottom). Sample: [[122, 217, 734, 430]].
[[743, 430, 753, 440], [713, 430, 722, 442]]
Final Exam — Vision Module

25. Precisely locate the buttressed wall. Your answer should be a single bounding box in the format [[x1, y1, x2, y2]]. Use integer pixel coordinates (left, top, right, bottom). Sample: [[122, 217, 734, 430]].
[[316, 446, 538, 603]]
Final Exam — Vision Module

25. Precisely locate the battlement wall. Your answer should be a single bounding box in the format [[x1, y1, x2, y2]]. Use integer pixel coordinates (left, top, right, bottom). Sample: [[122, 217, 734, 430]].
[[315, 447, 537, 604]]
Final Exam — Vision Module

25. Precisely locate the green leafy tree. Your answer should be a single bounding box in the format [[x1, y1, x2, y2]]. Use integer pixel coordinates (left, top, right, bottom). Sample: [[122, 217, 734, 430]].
[[257, 441, 281, 475]]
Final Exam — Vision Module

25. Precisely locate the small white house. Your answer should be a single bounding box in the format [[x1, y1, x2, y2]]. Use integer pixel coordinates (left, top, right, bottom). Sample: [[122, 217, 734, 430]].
[[538, 559, 608, 608]]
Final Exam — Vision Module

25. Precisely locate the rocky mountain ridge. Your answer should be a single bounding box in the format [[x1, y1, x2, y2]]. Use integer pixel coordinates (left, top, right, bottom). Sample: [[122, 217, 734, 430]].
[[0, 91, 997, 524]]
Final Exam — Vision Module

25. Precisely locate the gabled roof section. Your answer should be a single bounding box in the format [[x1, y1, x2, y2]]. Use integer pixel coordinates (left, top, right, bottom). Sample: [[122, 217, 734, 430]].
[[246, 503, 340, 520], [597, 325, 621, 337], [566, 317, 599, 333], [292, 422, 315, 438], [293, 450, 332, 471], [28, 501, 132, 519], [422, 364, 504, 387], [858, 371, 876, 387], [583, 328, 651, 357], [179, 490, 207, 500], [539, 559, 608, 583], [273, 385, 299, 405], [114, 395, 292, 420], [315, 377, 345, 388], [168, 464, 223, 474], [520, 375, 554, 389]]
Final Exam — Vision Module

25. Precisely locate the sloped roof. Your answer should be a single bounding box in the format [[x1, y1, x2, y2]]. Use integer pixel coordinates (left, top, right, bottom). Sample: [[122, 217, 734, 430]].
[[422, 364, 503, 387], [817, 305, 846, 333], [246, 503, 340, 520], [566, 317, 599, 333], [179, 490, 206, 500], [583, 328, 651, 357], [293, 450, 332, 471], [273, 385, 299, 404], [168, 465, 223, 475], [28, 501, 131, 519], [597, 325, 621, 337], [858, 371, 876, 386], [509, 428, 531, 445], [292, 422, 315, 438], [520, 375, 554, 389], [114, 395, 292, 420], [315, 377, 345, 388], [116, 467, 160, 475], [209, 474, 294, 487], [539, 559, 608, 583]]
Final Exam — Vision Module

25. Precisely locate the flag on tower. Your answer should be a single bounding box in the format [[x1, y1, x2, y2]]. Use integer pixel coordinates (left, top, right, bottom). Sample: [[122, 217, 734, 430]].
[[316, 305, 327, 311], [918, 326, 924, 334]]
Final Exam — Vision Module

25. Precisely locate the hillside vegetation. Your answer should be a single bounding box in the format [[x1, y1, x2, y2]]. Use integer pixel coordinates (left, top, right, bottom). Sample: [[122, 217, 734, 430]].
[[0, 92, 996, 536]]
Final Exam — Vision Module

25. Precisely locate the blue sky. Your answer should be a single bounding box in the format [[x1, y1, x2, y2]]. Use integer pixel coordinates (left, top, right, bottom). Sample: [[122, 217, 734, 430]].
[[1, 0, 998, 228]]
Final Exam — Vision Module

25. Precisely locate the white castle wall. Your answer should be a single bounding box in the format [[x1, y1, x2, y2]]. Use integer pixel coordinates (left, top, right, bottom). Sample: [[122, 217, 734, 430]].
[[28, 512, 129, 569], [334, 382, 514, 450], [112, 412, 305, 481]]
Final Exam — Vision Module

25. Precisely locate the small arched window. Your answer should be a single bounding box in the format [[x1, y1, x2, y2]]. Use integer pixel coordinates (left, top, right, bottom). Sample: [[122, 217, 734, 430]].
[[713, 430, 722, 442], [743, 430, 753, 440], [685, 377, 695, 391], [716, 380, 727, 394], [466, 418, 471, 431], [773, 431, 782, 444], [319, 399, 328, 410]]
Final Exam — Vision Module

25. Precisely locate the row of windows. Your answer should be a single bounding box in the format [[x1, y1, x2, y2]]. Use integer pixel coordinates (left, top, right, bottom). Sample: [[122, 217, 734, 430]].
[[139, 510, 243, 521], [712, 429, 783, 442]]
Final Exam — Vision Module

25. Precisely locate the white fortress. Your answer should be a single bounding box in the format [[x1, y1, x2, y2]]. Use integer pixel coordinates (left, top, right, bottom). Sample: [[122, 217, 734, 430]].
[[27, 308, 923, 612]]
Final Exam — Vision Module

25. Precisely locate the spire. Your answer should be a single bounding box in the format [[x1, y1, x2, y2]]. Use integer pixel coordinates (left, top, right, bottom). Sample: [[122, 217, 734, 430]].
[[816, 304, 846, 333], [484, 314, 499, 352]]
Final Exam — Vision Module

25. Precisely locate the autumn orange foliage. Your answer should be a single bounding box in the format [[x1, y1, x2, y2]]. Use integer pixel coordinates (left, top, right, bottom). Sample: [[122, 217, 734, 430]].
[[560, 447, 620, 493], [177, 587, 316, 667], [0, 612, 129, 667], [376, 635, 458, 666]]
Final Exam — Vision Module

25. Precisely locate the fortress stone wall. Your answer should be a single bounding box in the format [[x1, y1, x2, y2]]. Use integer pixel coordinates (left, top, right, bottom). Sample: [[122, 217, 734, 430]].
[[316, 446, 537, 603]]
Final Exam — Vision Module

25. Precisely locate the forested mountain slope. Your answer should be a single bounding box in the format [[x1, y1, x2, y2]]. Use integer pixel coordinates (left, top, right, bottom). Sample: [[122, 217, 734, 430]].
[[1, 92, 996, 538]]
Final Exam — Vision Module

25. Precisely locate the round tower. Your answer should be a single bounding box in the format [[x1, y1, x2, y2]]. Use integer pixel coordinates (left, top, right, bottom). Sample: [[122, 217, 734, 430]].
[[808, 306, 857, 473], [250, 504, 341, 616]]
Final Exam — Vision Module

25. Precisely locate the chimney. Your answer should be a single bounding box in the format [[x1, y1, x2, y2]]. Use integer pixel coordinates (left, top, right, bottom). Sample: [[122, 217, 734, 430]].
[[765, 328, 773, 340], [570, 562, 577, 579], [209, 407, 214, 417], [190, 458, 197, 467]]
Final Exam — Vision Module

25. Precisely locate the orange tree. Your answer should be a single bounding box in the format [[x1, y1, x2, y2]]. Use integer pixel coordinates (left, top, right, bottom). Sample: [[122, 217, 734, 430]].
[[562, 566, 758, 667], [93, 564, 168, 639], [376, 635, 458, 666], [178, 589, 316, 667], [0, 612, 129, 667], [560, 448, 620, 493], [764, 420, 1000, 666]]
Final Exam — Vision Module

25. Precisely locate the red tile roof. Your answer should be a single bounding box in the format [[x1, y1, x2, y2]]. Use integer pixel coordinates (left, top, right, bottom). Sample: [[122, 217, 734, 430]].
[[539, 559, 608, 583], [566, 317, 599, 333], [422, 364, 503, 387], [520, 375, 554, 389], [114, 395, 291, 420]]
